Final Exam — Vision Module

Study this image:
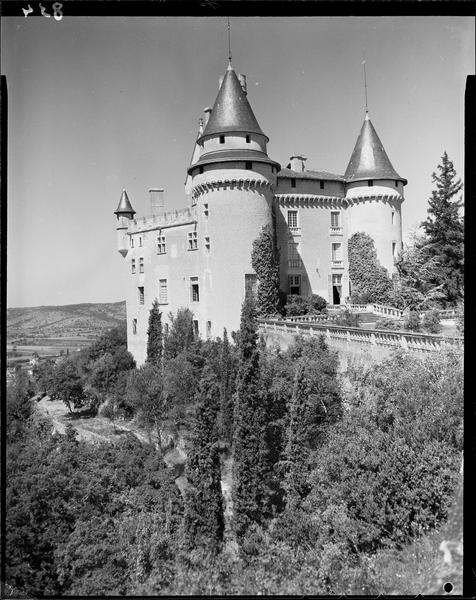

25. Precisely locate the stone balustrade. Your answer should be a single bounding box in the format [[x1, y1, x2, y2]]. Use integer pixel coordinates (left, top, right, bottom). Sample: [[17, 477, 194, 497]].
[[259, 318, 462, 355]]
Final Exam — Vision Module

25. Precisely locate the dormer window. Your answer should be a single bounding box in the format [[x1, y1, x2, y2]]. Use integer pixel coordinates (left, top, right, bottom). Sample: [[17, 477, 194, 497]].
[[368, 180, 374, 187], [246, 135, 250, 143], [291, 178, 296, 188], [219, 135, 225, 144]]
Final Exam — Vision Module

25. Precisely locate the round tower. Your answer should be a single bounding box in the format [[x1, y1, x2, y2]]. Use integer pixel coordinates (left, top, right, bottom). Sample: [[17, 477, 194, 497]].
[[345, 111, 407, 276], [114, 189, 135, 257], [187, 62, 280, 335]]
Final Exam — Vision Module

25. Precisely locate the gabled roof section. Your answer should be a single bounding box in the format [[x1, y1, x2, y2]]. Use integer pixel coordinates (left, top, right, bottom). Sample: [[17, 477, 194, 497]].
[[114, 189, 136, 215], [345, 114, 406, 184], [278, 167, 345, 182], [199, 65, 266, 141]]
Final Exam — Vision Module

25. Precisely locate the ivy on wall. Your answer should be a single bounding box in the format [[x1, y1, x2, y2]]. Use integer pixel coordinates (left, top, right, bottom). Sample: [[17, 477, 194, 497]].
[[348, 232, 393, 304], [251, 225, 280, 317]]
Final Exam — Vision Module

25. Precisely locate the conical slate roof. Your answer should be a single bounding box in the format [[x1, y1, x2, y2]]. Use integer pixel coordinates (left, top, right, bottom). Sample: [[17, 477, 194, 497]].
[[345, 114, 406, 183], [114, 189, 136, 215], [199, 64, 266, 141]]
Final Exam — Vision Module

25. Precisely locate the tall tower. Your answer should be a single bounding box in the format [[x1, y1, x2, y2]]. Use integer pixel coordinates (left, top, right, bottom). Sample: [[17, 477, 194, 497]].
[[345, 112, 407, 275], [114, 189, 135, 257], [187, 61, 280, 335]]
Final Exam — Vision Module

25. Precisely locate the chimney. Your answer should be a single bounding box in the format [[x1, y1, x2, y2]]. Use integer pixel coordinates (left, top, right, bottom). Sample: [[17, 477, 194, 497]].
[[203, 107, 212, 125], [238, 73, 247, 95], [149, 188, 165, 216], [290, 155, 307, 172]]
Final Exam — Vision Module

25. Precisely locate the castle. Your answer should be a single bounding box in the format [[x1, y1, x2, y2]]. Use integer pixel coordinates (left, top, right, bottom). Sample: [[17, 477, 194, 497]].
[[115, 60, 406, 365]]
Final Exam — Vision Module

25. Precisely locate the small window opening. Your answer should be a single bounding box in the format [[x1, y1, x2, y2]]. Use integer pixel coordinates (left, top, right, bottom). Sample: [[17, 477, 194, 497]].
[[291, 178, 296, 188], [368, 180, 374, 187], [205, 236, 211, 252], [139, 236, 143, 247], [204, 203, 209, 217], [138, 287, 145, 305], [130, 237, 134, 248], [391, 211, 395, 225], [132, 319, 137, 334], [193, 320, 199, 338], [190, 277, 200, 302], [219, 135, 225, 144], [320, 181, 325, 190], [131, 259, 136, 274], [199, 166, 204, 174], [245, 161, 252, 170], [246, 135, 250, 143], [395, 180, 399, 187], [139, 257, 144, 273]]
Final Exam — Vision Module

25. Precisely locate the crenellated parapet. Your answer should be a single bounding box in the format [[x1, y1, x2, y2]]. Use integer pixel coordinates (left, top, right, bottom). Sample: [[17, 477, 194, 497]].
[[129, 206, 198, 234], [191, 176, 274, 200], [345, 192, 403, 205]]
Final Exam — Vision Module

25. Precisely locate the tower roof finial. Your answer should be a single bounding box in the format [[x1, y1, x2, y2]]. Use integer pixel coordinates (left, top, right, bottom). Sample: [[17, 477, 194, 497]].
[[227, 17, 232, 68], [362, 52, 369, 117]]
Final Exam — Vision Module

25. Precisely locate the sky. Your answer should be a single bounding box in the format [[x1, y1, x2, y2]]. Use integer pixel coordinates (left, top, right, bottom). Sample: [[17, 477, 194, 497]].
[[2, 16, 474, 308]]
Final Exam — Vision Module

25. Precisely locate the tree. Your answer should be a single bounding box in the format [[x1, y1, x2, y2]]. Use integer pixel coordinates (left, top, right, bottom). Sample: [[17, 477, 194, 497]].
[[49, 357, 87, 413], [164, 308, 195, 360], [219, 329, 235, 445], [182, 367, 224, 553], [147, 299, 163, 368], [394, 233, 446, 310], [421, 152, 464, 305], [251, 224, 280, 317], [232, 296, 267, 539], [348, 232, 393, 304], [125, 365, 164, 445]]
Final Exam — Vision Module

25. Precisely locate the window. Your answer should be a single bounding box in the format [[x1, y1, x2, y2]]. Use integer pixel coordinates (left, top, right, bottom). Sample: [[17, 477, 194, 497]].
[[199, 166, 204, 174], [139, 257, 144, 273], [157, 235, 166, 254], [138, 287, 145, 305], [132, 319, 137, 334], [287, 210, 298, 228], [395, 180, 399, 187], [245, 273, 258, 299], [131, 259, 136, 274], [206, 321, 212, 339], [139, 236, 143, 247], [159, 279, 168, 304], [246, 135, 250, 143], [331, 212, 341, 228], [332, 243, 342, 261], [291, 178, 296, 188], [368, 180, 374, 187], [190, 277, 200, 302], [289, 275, 301, 295], [188, 231, 198, 250], [193, 320, 199, 338], [332, 274, 342, 285], [392, 242, 397, 257], [391, 211, 395, 225], [219, 135, 225, 144], [288, 241, 301, 268], [203, 203, 209, 217], [205, 236, 211, 252], [245, 161, 252, 170], [130, 237, 134, 248], [320, 181, 325, 190]]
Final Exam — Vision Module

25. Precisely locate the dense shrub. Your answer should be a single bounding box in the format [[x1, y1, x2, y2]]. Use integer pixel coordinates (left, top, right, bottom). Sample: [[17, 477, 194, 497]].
[[422, 310, 441, 334], [284, 294, 327, 317], [251, 225, 280, 317], [334, 309, 360, 327], [403, 310, 421, 332], [375, 318, 401, 331], [348, 232, 393, 304]]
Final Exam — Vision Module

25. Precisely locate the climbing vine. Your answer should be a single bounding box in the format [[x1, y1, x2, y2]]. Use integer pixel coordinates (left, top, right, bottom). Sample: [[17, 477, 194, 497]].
[[251, 225, 280, 317], [348, 232, 393, 304]]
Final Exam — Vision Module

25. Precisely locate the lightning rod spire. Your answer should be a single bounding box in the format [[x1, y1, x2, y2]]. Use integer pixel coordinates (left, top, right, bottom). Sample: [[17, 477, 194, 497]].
[[362, 52, 369, 117], [227, 17, 232, 66]]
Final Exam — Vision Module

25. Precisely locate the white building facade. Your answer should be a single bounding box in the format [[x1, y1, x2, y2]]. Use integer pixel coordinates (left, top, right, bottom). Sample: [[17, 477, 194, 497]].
[[115, 62, 406, 365]]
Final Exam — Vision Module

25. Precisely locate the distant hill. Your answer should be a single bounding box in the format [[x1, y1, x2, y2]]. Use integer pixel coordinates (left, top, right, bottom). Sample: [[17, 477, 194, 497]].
[[7, 301, 127, 341]]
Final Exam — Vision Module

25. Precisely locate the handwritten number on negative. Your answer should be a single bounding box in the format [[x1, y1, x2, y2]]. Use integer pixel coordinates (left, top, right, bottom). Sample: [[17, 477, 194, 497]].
[[22, 3, 63, 20]]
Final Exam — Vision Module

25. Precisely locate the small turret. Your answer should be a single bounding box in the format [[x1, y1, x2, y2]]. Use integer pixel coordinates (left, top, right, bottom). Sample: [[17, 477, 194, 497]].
[[115, 189, 135, 257], [345, 112, 406, 274]]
